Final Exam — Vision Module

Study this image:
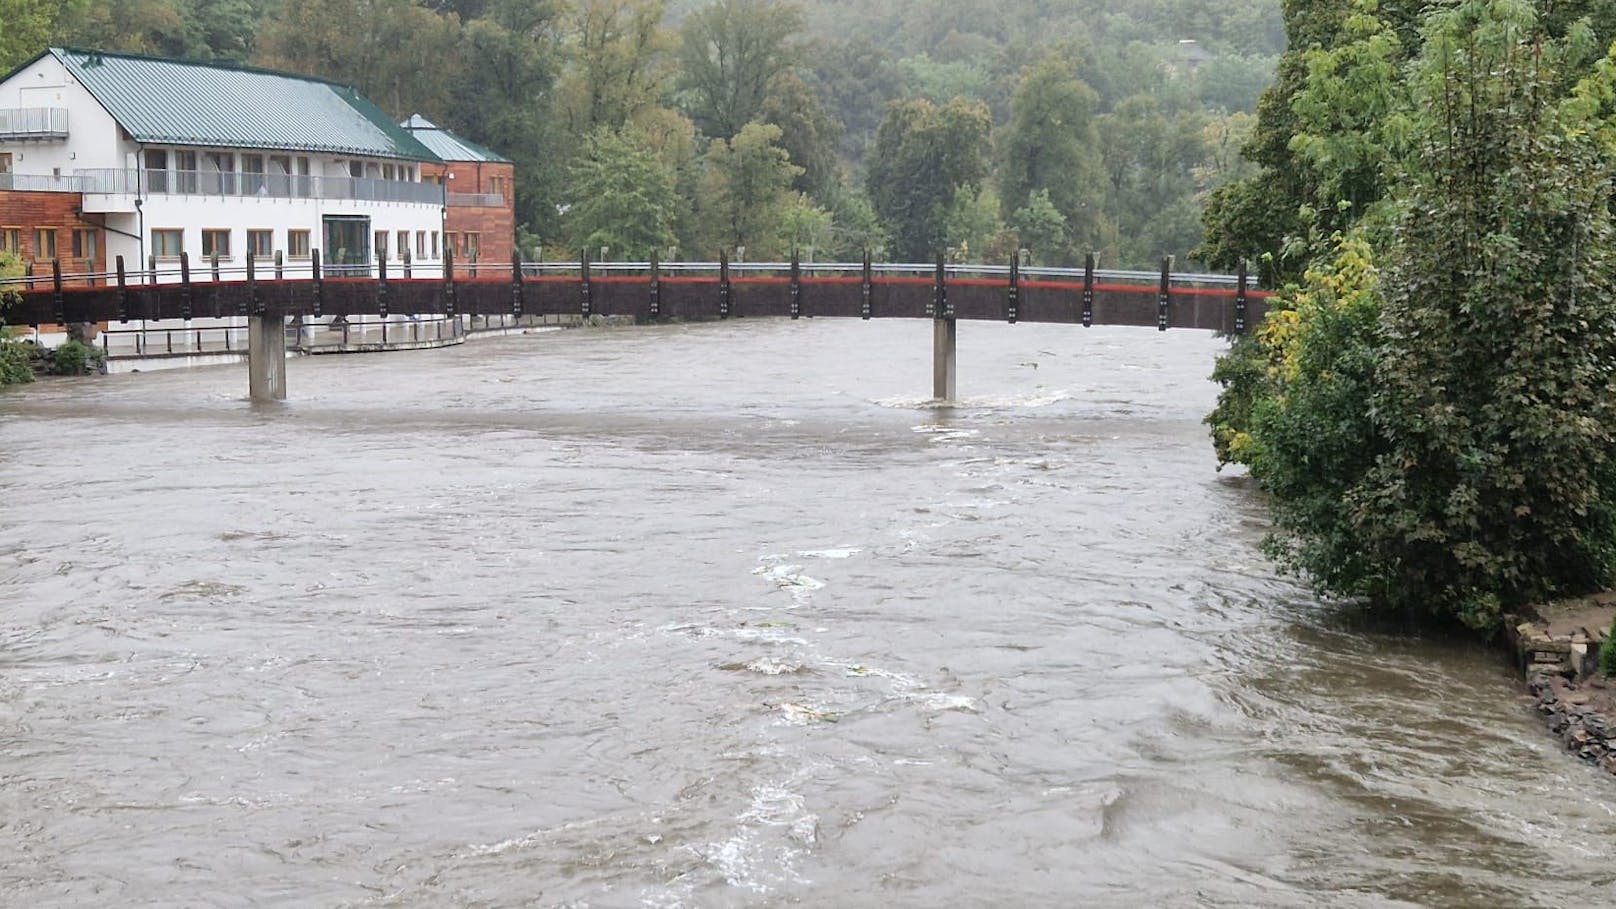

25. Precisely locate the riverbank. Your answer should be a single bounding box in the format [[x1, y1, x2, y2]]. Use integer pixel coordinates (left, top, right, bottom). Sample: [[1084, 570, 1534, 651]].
[[1509, 595, 1616, 774]]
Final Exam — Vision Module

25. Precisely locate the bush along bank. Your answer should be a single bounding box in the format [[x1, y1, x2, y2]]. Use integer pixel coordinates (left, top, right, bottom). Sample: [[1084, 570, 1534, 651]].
[[0, 336, 107, 387], [1509, 597, 1616, 774]]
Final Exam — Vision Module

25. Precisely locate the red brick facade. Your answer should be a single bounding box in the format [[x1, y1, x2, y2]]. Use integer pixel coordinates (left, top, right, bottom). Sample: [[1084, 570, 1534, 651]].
[[423, 160, 516, 276], [0, 189, 105, 285]]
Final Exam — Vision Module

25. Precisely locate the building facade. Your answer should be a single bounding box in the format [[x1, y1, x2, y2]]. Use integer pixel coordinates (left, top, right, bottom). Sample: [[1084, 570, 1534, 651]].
[[0, 48, 515, 286], [402, 114, 515, 275]]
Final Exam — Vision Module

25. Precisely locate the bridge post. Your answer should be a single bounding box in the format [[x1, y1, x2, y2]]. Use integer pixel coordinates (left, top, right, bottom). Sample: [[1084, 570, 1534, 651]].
[[248, 309, 287, 402], [933, 254, 956, 401]]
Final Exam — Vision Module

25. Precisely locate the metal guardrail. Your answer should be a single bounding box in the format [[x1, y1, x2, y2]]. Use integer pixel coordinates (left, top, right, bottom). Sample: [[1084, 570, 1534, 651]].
[[94, 312, 546, 361], [446, 192, 506, 207], [509, 260, 1254, 287], [67, 168, 447, 205], [0, 172, 90, 192], [0, 107, 68, 139], [0, 259, 1254, 288]]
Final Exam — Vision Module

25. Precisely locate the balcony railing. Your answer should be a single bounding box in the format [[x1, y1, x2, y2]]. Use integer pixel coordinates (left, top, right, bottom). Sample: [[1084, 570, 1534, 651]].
[[0, 172, 90, 192], [446, 192, 506, 208], [0, 107, 69, 140], [73, 168, 447, 205]]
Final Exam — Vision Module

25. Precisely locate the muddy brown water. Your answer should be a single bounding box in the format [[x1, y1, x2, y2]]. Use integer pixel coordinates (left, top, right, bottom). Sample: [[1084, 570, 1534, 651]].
[[2, 320, 1613, 907]]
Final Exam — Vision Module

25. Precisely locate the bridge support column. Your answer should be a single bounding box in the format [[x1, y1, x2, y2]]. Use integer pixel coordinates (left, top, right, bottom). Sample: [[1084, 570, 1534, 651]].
[[933, 317, 957, 402], [248, 314, 287, 401]]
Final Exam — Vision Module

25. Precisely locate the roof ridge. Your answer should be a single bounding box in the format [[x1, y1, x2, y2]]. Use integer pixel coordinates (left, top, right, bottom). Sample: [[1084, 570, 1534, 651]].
[[53, 46, 361, 94]]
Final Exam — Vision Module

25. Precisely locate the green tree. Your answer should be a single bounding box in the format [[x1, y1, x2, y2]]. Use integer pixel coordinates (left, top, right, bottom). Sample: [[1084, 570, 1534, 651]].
[[0, 252, 33, 387], [759, 70, 840, 200], [0, 0, 86, 70], [998, 55, 1105, 254], [1243, 0, 1616, 629], [942, 184, 1008, 263], [802, 38, 902, 161], [1097, 94, 1209, 267], [441, 0, 566, 240], [676, 0, 802, 139], [699, 121, 802, 255], [562, 128, 681, 259], [256, 0, 461, 116], [865, 96, 991, 261], [556, 0, 674, 135], [1009, 189, 1069, 265], [776, 192, 833, 255]]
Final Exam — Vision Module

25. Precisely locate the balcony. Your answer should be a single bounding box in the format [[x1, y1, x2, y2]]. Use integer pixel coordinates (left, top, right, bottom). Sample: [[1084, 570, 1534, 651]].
[[447, 192, 506, 208], [74, 169, 447, 206], [0, 172, 89, 193], [0, 107, 69, 140]]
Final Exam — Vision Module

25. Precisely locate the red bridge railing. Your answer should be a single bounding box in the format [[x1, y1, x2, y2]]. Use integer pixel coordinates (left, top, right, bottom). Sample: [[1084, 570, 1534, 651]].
[[3, 251, 1271, 334]]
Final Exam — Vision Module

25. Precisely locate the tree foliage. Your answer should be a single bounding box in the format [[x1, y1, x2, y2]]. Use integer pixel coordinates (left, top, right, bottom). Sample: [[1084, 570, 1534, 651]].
[[998, 55, 1104, 256], [1221, 0, 1616, 629], [866, 97, 992, 261], [0, 252, 33, 387], [676, 0, 803, 139], [563, 128, 682, 258], [698, 121, 802, 255]]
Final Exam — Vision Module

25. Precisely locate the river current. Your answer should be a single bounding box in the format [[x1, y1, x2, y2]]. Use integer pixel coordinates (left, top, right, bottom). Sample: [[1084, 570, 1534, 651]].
[[2, 320, 1613, 907]]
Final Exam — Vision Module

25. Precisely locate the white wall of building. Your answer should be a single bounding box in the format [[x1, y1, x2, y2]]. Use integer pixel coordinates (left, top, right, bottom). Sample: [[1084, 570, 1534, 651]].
[[0, 53, 131, 175], [128, 194, 446, 278]]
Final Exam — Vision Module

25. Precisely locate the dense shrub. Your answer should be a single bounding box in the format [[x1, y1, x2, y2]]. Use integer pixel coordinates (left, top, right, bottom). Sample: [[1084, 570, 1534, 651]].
[[48, 340, 104, 376], [1218, 2, 1616, 630]]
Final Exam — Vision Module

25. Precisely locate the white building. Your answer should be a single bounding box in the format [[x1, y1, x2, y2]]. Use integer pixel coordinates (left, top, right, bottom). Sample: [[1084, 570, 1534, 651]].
[[0, 47, 450, 280]]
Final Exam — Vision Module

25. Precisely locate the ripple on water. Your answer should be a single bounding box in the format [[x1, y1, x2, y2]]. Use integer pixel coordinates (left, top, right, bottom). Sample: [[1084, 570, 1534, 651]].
[[0, 321, 1613, 906]]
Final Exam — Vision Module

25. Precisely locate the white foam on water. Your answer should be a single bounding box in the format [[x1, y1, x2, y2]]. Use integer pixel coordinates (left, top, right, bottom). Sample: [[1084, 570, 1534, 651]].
[[689, 782, 817, 895]]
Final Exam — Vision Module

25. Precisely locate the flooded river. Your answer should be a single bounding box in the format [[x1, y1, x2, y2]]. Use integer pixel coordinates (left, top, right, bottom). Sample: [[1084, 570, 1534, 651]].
[[2, 320, 1614, 907]]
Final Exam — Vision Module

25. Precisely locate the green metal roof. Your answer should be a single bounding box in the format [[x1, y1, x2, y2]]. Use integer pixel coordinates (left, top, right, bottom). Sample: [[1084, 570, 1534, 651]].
[[400, 114, 510, 163], [48, 48, 439, 162]]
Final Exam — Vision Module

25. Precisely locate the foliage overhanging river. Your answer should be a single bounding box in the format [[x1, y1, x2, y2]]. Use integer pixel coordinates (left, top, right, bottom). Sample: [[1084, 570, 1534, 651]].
[[2, 320, 1613, 906]]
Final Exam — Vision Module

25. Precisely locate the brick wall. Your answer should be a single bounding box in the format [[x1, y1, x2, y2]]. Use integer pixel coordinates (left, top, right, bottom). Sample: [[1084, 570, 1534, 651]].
[[423, 161, 516, 277], [0, 189, 106, 285]]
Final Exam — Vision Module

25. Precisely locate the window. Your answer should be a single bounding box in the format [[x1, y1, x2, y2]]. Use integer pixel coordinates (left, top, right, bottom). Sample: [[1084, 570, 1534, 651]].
[[247, 229, 274, 260], [348, 161, 363, 179], [464, 232, 480, 260], [201, 229, 232, 260], [0, 153, 11, 174], [203, 151, 235, 194], [374, 231, 388, 263], [423, 174, 442, 186], [153, 229, 183, 258], [34, 229, 57, 260], [382, 163, 395, 181], [175, 150, 198, 193], [144, 148, 169, 193], [288, 229, 310, 259], [71, 229, 98, 263], [1, 228, 19, 255], [489, 175, 508, 198], [267, 154, 291, 195], [242, 154, 266, 194], [430, 231, 439, 258], [396, 231, 409, 261], [415, 231, 426, 259]]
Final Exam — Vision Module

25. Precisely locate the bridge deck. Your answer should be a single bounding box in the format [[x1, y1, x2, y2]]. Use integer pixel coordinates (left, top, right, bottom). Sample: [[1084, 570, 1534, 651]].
[[5, 270, 1272, 333]]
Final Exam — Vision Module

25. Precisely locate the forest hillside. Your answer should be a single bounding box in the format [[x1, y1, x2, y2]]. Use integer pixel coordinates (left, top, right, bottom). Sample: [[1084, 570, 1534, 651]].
[[2, 0, 1281, 267]]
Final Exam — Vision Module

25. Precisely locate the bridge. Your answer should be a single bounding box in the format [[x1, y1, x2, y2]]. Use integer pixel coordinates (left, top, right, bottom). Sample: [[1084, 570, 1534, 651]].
[[2, 251, 1271, 402]]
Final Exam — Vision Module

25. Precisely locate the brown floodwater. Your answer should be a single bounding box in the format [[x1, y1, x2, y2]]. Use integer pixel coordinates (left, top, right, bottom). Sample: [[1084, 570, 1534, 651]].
[[2, 319, 1613, 907]]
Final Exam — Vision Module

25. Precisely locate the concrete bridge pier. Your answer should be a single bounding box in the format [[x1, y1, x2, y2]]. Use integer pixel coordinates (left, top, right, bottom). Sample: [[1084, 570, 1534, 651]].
[[933, 317, 957, 402], [248, 315, 287, 401]]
